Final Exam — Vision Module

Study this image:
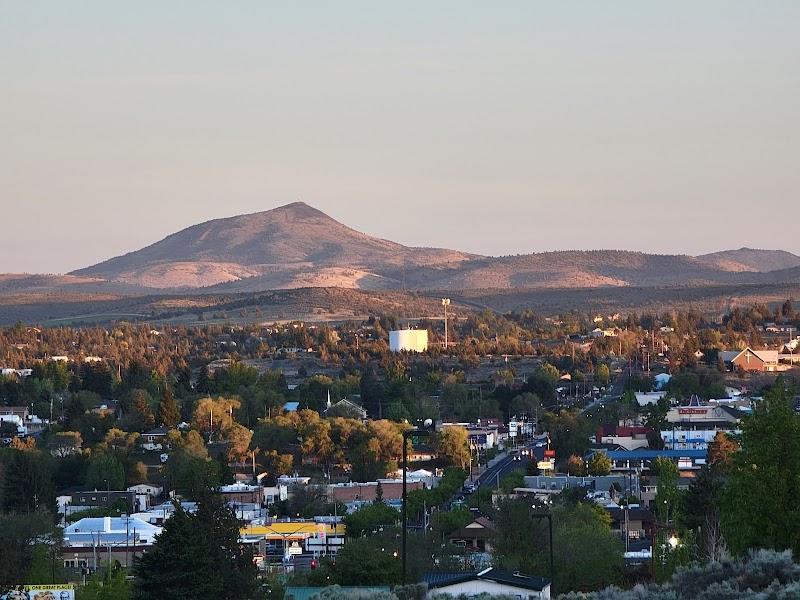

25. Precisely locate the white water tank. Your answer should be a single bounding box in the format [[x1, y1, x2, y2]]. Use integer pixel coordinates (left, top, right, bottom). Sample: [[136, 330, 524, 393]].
[[389, 330, 428, 353]]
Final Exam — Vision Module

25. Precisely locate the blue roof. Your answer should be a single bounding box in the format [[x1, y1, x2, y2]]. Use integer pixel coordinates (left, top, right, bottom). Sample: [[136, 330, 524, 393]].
[[283, 402, 300, 412], [605, 449, 707, 460]]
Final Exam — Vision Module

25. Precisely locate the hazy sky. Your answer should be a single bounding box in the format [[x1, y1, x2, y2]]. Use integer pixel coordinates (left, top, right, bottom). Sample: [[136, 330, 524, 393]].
[[1, 2, 798, 273]]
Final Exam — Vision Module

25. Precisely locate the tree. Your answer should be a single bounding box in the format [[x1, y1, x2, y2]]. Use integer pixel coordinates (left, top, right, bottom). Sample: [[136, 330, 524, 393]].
[[86, 452, 125, 491], [158, 387, 181, 428], [596, 364, 610, 386], [707, 431, 738, 468], [0, 448, 55, 513], [565, 454, 586, 476], [133, 493, 257, 599], [0, 511, 61, 591], [500, 469, 526, 494], [494, 498, 622, 593], [122, 389, 155, 432], [47, 430, 83, 457], [343, 503, 400, 538], [721, 381, 800, 557], [77, 568, 131, 600], [436, 426, 470, 470], [586, 452, 611, 476]]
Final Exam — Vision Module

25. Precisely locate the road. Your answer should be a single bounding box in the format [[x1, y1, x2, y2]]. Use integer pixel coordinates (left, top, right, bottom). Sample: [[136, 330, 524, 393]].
[[472, 438, 549, 492]]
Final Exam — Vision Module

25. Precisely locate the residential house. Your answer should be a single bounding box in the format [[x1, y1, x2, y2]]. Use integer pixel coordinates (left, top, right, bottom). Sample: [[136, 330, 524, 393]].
[[423, 568, 551, 599], [448, 516, 497, 553], [140, 427, 169, 451]]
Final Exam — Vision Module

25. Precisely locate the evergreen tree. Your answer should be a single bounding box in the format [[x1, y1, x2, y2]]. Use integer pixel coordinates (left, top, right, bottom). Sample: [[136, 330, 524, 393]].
[[133, 493, 257, 599], [721, 379, 800, 556], [158, 387, 181, 428]]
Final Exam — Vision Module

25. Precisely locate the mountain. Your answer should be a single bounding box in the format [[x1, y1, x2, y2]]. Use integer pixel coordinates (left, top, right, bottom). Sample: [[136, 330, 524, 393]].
[[72, 202, 473, 288], [696, 248, 800, 273], [60, 202, 800, 292]]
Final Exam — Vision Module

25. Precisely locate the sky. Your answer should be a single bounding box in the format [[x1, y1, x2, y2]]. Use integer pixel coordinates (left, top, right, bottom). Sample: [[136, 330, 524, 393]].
[[1, 2, 798, 273]]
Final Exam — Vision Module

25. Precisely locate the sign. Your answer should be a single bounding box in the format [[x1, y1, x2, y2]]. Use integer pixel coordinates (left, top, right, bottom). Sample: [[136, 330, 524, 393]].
[[544, 449, 556, 458], [537, 460, 555, 471], [288, 541, 303, 556], [678, 408, 708, 415], [2, 585, 76, 600]]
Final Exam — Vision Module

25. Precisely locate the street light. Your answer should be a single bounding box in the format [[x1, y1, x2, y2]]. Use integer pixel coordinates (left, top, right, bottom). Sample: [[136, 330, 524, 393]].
[[530, 506, 555, 596], [402, 418, 434, 584]]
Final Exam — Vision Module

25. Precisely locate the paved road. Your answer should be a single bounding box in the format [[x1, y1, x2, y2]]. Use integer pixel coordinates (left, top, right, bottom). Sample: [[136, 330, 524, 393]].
[[472, 439, 549, 492]]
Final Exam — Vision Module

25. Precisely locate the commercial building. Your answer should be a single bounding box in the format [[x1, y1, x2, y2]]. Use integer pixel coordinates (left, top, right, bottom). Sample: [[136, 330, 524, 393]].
[[661, 399, 741, 450]]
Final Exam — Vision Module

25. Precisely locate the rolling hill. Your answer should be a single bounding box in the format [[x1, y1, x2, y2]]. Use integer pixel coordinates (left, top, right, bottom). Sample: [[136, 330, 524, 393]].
[[696, 248, 800, 273]]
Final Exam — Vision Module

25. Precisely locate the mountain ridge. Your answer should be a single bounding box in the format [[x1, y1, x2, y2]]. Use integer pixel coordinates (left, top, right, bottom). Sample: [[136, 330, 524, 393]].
[[39, 201, 800, 292]]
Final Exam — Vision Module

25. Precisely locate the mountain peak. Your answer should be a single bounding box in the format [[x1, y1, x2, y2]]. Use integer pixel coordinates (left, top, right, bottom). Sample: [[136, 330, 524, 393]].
[[71, 201, 472, 287], [270, 201, 329, 218]]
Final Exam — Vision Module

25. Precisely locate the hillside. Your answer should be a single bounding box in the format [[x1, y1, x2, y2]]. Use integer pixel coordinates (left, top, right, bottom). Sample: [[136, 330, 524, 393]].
[[696, 248, 800, 272], [71, 202, 473, 288], [386, 250, 744, 290]]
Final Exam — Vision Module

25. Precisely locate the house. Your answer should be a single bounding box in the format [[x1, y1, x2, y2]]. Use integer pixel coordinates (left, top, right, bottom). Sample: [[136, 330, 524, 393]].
[[283, 401, 300, 413], [127, 483, 163, 498], [448, 516, 497, 553], [719, 348, 782, 372], [66, 490, 138, 516], [654, 373, 672, 390], [140, 427, 169, 451], [606, 506, 654, 544], [423, 568, 551, 599], [284, 588, 390, 600]]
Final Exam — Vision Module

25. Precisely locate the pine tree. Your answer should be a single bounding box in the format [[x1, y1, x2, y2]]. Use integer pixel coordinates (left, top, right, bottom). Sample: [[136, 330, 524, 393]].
[[133, 493, 257, 599], [158, 386, 181, 428]]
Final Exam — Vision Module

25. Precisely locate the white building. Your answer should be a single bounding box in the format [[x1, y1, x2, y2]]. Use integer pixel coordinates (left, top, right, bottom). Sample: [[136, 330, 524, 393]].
[[64, 516, 162, 547], [389, 329, 428, 353]]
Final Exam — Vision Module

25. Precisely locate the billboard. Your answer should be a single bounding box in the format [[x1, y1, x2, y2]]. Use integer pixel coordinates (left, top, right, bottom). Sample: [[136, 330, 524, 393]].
[[2, 585, 75, 600]]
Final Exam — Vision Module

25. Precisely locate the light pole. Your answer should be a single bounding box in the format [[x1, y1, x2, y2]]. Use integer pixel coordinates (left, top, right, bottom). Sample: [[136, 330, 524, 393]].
[[441, 298, 450, 349], [530, 508, 554, 595], [402, 419, 434, 585]]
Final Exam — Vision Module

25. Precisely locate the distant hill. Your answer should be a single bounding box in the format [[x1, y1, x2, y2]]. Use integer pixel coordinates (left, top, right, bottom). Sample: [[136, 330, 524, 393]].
[[696, 248, 800, 273], [16, 201, 798, 294], [72, 202, 473, 288], [386, 250, 735, 290]]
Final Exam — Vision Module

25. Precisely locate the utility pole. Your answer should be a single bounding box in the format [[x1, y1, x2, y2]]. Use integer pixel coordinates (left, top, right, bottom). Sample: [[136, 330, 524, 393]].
[[442, 298, 450, 349]]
